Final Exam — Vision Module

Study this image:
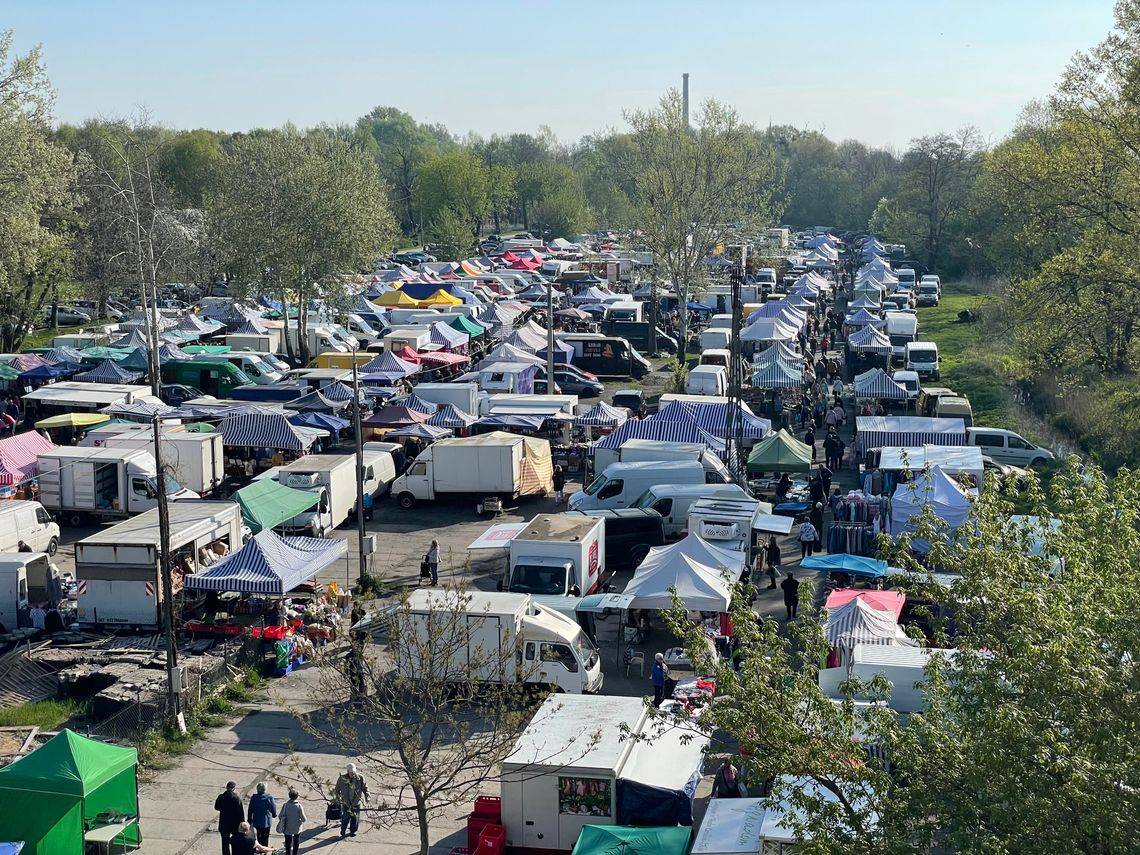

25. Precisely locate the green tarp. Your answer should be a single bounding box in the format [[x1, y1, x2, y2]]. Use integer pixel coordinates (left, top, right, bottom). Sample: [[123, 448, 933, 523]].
[[182, 344, 231, 354], [571, 826, 691, 855], [233, 477, 319, 533], [450, 314, 486, 336], [0, 729, 140, 855], [746, 428, 814, 473], [0, 364, 20, 381]]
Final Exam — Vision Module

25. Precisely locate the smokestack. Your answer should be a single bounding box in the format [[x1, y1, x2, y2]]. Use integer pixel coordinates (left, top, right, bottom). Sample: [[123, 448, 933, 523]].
[[682, 73, 690, 128]]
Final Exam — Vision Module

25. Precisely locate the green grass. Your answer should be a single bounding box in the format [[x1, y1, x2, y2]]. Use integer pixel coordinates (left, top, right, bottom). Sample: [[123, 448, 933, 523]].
[[0, 698, 90, 729], [918, 283, 1015, 429]]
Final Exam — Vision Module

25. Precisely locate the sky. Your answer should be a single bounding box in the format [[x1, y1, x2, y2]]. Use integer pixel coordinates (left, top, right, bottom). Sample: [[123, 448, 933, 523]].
[[6, 0, 1118, 151]]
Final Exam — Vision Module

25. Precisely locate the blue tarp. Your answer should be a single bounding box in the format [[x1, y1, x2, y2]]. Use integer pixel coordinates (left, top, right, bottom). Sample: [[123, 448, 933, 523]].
[[287, 412, 350, 434], [617, 773, 701, 827], [800, 554, 888, 578], [686, 301, 714, 313], [119, 347, 153, 372], [385, 423, 452, 440], [185, 530, 346, 594], [20, 362, 84, 382]]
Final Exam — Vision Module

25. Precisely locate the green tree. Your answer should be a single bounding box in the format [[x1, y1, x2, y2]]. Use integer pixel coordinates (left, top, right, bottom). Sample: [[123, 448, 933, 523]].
[[659, 459, 1140, 854], [609, 89, 781, 359], [209, 130, 398, 363], [158, 129, 224, 207], [413, 149, 489, 253], [0, 31, 80, 350]]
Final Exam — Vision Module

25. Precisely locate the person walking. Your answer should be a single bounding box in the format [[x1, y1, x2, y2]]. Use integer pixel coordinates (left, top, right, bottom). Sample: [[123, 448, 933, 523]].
[[425, 540, 439, 586], [334, 763, 370, 838], [651, 652, 669, 707], [277, 789, 307, 855], [247, 782, 277, 847], [711, 758, 745, 798], [765, 535, 781, 589], [798, 519, 818, 559], [214, 781, 244, 855], [552, 465, 566, 504], [810, 503, 825, 553], [803, 426, 816, 460], [781, 571, 800, 621]]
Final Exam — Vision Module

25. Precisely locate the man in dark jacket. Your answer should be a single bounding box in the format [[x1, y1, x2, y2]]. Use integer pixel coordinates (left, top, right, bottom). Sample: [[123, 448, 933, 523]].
[[215, 781, 244, 855], [781, 572, 800, 621]]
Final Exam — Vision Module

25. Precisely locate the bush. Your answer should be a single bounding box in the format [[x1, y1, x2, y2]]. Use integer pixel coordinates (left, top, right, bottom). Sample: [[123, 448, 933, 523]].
[[664, 357, 689, 394]]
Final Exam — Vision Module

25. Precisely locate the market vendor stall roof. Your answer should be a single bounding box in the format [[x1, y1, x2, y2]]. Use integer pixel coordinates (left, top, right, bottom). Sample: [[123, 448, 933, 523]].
[[0, 431, 55, 485], [624, 551, 734, 612], [220, 411, 318, 451], [34, 412, 110, 429], [746, 429, 812, 473], [800, 554, 888, 577], [572, 826, 691, 855], [232, 478, 319, 534], [184, 529, 347, 594], [824, 597, 917, 649]]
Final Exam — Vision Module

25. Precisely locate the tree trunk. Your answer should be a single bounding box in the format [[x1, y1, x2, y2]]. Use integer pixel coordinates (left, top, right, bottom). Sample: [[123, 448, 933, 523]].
[[415, 794, 430, 855]]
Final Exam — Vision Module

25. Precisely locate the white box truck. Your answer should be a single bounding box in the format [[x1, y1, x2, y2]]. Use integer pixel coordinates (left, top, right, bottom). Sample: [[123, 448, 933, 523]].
[[275, 454, 358, 535], [391, 432, 551, 509], [38, 446, 198, 527], [395, 589, 603, 694], [412, 381, 479, 417], [0, 553, 61, 629], [885, 312, 918, 365], [81, 425, 225, 496], [76, 500, 244, 629], [503, 514, 606, 597]]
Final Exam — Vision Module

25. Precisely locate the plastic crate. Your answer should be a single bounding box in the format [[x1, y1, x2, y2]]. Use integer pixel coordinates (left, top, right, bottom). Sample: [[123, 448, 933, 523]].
[[477, 824, 506, 855], [472, 796, 502, 820], [468, 814, 499, 853]]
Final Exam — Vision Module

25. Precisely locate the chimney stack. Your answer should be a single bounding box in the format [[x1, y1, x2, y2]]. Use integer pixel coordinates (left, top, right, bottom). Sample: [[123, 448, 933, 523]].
[[682, 73, 690, 128]]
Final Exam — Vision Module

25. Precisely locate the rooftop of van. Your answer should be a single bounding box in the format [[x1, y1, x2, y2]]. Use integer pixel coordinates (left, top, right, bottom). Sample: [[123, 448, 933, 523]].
[[908, 341, 939, 350], [603, 460, 702, 474], [689, 364, 726, 375]]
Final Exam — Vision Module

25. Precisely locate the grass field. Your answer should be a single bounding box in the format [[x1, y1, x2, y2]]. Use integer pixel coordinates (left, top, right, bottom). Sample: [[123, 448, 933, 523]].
[[916, 282, 1015, 429], [0, 698, 90, 729]]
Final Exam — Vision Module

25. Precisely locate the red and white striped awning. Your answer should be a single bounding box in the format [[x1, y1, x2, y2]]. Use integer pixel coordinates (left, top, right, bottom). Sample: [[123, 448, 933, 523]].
[[0, 431, 56, 485]]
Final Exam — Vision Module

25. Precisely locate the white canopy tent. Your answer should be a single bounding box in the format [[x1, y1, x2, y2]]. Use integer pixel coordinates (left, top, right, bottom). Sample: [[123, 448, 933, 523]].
[[824, 597, 918, 650], [889, 465, 975, 538], [624, 535, 744, 611]]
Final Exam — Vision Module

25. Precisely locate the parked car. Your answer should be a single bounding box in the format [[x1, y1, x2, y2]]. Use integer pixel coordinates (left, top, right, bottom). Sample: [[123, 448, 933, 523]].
[[46, 306, 92, 325], [612, 389, 646, 418], [982, 455, 1031, 489], [967, 427, 1055, 468], [160, 384, 206, 406], [552, 371, 603, 398], [532, 379, 564, 394]]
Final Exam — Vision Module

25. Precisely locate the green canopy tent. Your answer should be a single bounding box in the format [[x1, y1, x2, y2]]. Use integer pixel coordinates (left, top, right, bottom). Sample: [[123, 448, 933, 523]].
[[571, 826, 691, 855], [0, 363, 21, 381], [233, 478, 320, 533], [0, 729, 140, 855], [746, 428, 813, 474], [450, 314, 486, 337]]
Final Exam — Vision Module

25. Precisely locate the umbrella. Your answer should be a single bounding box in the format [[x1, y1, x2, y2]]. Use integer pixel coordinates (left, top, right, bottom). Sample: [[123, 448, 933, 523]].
[[35, 412, 111, 429]]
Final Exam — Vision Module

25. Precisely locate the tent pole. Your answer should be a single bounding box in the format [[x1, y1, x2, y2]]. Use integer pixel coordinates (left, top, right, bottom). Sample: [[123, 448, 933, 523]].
[[353, 351, 369, 585]]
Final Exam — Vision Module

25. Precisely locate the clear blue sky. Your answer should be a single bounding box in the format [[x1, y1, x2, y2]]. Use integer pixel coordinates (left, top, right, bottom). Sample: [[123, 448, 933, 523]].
[[7, 0, 1117, 150]]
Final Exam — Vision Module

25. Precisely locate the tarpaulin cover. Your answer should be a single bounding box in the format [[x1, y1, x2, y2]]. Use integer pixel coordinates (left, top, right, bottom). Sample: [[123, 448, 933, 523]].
[[185, 529, 346, 593], [158, 343, 191, 362], [0, 431, 55, 485], [572, 826, 690, 855], [577, 401, 628, 427], [35, 412, 110, 429], [855, 416, 967, 455], [825, 589, 906, 620], [74, 360, 144, 384], [430, 321, 468, 349], [100, 400, 176, 419], [20, 362, 84, 382], [450, 314, 486, 336], [232, 317, 269, 335], [0, 729, 140, 855], [232, 478, 319, 533], [746, 429, 813, 473], [889, 465, 975, 538], [44, 347, 85, 363], [362, 406, 430, 428], [287, 412, 350, 434], [617, 715, 708, 826], [475, 413, 546, 430], [823, 596, 917, 649], [519, 434, 553, 496], [385, 423, 452, 440], [426, 404, 477, 428], [110, 329, 149, 349], [801, 554, 888, 577], [221, 412, 316, 451], [624, 552, 732, 611], [7, 353, 49, 372]]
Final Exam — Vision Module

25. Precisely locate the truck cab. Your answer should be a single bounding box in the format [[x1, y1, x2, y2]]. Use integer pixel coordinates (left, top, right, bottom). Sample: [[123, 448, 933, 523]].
[[505, 515, 606, 597], [905, 341, 940, 380], [520, 605, 603, 694]]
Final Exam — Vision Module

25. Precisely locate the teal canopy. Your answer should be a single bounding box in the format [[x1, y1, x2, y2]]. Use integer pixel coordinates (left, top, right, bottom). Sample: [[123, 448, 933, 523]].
[[232, 478, 319, 533], [571, 826, 691, 855]]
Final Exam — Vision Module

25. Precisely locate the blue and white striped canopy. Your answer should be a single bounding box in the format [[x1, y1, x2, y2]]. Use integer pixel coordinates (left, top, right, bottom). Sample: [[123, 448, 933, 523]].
[[751, 361, 802, 389], [232, 318, 269, 335], [361, 351, 418, 377], [426, 404, 477, 428], [853, 368, 909, 400], [184, 530, 347, 594], [319, 382, 355, 403], [75, 359, 144, 384], [221, 412, 313, 451], [577, 401, 629, 427], [112, 329, 150, 349], [404, 395, 437, 414]]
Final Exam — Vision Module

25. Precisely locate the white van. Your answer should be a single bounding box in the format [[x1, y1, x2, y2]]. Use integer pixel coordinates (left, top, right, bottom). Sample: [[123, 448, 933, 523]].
[[967, 427, 1055, 468], [0, 501, 61, 555], [896, 268, 917, 289], [905, 341, 940, 380], [633, 483, 750, 539], [568, 460, 706, 512], [686, 364, 728, 397], [892, 370, 920, 400], [699, 328, 731, 351]]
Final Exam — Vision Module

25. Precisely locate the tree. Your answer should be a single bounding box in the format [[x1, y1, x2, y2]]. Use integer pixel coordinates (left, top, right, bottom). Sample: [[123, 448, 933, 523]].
[[658, 459, 1140, 853], [413, 149, 489, 253], [0, 31, 80, 350], [158, 129, 224, 207], [208, 130, 398, 363], [292, 586, 592, 855], [610, 89, 781, 359], [526, 164, 592, 239]]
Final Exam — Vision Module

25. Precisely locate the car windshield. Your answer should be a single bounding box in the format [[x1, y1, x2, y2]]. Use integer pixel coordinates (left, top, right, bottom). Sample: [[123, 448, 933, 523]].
[[633, 490, 657, 509], [573, 631, 599, 671], [583, 474, 607, 495], [910, 351, 937, 363]]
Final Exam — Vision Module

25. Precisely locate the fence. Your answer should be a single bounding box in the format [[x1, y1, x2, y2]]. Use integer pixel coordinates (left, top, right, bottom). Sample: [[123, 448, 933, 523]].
[[84, 636, 256, 744]]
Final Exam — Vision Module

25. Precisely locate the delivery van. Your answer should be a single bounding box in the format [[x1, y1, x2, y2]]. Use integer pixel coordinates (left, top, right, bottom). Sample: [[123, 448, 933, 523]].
[[633, 483, 750, 539], [568, 460, 705, 512], [904, 341, 940, 380], [0, 500, 60, 555], [686, 364, 728, 397], [934, 395, 973, 428], [967, 427, 1055, 467], [700, 328, 731, 351]]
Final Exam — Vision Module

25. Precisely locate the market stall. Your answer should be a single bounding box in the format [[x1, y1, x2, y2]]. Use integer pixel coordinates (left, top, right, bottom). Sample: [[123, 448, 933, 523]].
[[0, 729, 141, 855], [231, 478, 320, 534], [572, 826, 691, 855]]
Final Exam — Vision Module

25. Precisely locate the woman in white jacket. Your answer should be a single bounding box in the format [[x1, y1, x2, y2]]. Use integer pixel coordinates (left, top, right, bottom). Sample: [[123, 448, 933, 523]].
[[277, 789, 307, 855]]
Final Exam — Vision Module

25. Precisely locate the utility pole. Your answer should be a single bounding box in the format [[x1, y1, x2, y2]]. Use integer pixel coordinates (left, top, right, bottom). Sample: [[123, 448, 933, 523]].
[[546, 280, 556, 393], [152, 413, 181, 729], [724, 244, 747, 486], [682, 72, 690, 129], [352, 352, 369, 584]]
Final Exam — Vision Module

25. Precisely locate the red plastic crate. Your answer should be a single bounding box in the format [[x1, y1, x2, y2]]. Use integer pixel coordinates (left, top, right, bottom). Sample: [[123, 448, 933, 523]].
[[468, 815, 496, 853], [477, 824, 506, 855], [472, 796, 502, 820]]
